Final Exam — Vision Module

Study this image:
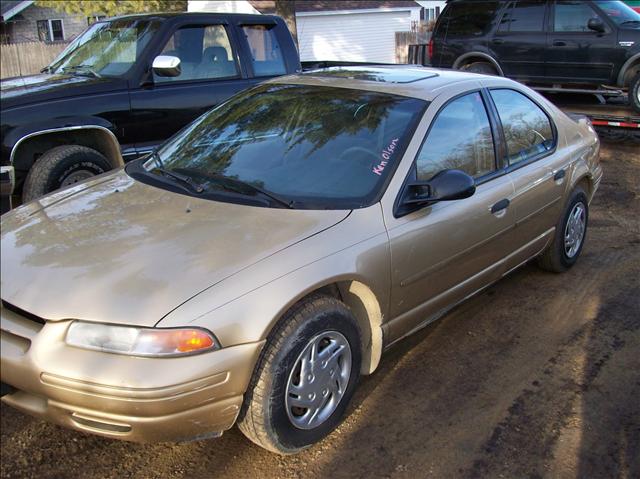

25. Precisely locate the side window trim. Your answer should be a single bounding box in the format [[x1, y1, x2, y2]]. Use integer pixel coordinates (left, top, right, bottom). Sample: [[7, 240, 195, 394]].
[[393, 89, 500, 215], [486, 87, 558, 173], [152, 23, 242, 86]]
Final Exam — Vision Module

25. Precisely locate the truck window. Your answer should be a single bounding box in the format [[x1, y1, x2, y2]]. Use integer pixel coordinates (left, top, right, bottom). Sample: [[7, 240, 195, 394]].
[[498, 1, 546, 32], [554, 2, 602, 32], [241, 25, 286, 76], [443, 1, 500, 37], [155, 25, 238, 83]]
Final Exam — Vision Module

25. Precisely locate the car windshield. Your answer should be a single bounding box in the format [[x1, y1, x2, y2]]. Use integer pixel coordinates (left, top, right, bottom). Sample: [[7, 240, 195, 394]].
[[137, 84, 426, 209], [46, 19, 161, 77], [597, 1, 640, 25]]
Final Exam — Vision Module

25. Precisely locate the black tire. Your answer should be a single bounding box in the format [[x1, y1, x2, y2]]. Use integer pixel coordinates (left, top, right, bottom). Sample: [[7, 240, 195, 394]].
[[237, 295, 362, 454], [630, 73, 640, 114], [462, 61, 498, 75], [537, 186, 589, 273], [22, 145, 111, 202]]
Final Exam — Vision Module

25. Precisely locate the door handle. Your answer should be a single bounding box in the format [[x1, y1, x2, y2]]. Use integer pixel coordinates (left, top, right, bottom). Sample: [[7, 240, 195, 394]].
[[492, 39, 505, 44], [553, 40, 566, 47], [553, 169, 566, 181], [490, 198, 510, 214]]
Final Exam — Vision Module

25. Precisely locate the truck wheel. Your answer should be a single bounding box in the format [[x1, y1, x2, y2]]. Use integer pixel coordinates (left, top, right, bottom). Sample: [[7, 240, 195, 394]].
[[461, 61, 498, 75], [630, 74, 640, 114], [537, 186, 589, 273], [238, 295, 361, 454], [22, 145, 111, 202]]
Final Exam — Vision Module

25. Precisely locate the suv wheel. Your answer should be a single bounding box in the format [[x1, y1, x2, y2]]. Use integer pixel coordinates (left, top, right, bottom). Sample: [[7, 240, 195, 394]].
[[630, 73, 640, 114], [537, 186, 589, 273], [237, 295, 361, 454], [23, 145, 111, 202], [461, 61, 498, 75]]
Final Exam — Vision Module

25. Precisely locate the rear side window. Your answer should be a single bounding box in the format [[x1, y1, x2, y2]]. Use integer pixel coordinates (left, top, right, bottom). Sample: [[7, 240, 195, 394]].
[[416, 92, 495, 180], [554, 1, 601, 32], [490, 89, 554, 165], [498, 1, 547, 32], [241, 25, 286, 76], [443, 1, 500, 37]]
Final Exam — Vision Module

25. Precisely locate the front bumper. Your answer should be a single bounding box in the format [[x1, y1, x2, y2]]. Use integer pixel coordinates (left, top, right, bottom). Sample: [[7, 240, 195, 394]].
[[0, 303, 264, 442]]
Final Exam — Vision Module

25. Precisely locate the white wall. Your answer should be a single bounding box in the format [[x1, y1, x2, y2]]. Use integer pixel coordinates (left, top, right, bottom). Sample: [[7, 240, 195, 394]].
[[297, 9, 418, 63]]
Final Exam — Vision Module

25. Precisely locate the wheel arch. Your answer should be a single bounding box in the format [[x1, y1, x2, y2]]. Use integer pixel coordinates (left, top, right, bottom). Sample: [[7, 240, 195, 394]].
[[616, 53, 640, 87], [453, 52, 504, 76], [10, 125, 124, 176]]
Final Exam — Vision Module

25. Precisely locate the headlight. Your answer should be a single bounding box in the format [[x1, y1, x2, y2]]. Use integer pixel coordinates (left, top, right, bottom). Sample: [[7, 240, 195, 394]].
[[66, 321, 219, 357]]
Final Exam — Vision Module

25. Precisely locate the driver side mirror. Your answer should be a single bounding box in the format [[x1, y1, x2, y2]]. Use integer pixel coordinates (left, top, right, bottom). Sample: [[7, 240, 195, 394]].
[[587, 18, 606, 33], [152, 55, 181, 77], [397, 169, 476, 217]]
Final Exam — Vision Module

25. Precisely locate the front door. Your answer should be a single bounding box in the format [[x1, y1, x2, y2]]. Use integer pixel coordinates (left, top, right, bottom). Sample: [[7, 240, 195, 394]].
[[546, 1, 619, 83], [384, 91, 517, 343], [128, 23, 251, 156]]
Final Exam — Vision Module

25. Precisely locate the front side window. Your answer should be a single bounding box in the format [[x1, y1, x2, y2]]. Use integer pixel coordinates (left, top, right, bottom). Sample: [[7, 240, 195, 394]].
[[155, 25, 238, 83], [490, 89, 554, 165], [416, 92, 495, 180], [498, 1, 546, 32], [47, 19, 160, 77], [554, 1, 602, 32], [242, 25, 286, 76], [132, 85, 426, 209]]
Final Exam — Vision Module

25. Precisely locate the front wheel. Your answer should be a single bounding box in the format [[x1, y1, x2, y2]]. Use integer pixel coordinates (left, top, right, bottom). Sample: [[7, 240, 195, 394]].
[[537, 186, 589, 273], [22, 145, 111, 202], [237, 295, 361, 454], [629, 73, 640, 114]]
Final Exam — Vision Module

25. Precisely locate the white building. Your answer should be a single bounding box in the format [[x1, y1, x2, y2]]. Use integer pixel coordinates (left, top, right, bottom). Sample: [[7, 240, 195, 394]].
[[188, 0, 423, 64]]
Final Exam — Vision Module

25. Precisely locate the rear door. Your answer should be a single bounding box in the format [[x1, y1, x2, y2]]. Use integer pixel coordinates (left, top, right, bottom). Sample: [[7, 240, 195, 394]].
[[546, 1, 619, 83], [383, 90, 517, 343], [128, 21, 250, 156], [488, 87, 569, 265], [490, 1, 549, 80]]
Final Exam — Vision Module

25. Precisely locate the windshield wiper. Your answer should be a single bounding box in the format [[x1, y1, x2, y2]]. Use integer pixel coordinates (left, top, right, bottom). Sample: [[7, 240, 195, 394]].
[[62, 64, 102, 78], [152, 167, 206, 194], [179, 168, 295, 209]]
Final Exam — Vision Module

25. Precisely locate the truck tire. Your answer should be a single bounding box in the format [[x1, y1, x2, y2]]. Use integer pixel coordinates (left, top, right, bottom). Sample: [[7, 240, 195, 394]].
[[461, 61, 498, 75], [238, 295, 361, 454], [630, 73, 640, 114], [22, 145, 111, 202]]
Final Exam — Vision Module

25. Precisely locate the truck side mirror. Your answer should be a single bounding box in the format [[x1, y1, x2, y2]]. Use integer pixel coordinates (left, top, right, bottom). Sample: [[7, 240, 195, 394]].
[[587, 18, 605, 33], [152, 55, 182, 77]]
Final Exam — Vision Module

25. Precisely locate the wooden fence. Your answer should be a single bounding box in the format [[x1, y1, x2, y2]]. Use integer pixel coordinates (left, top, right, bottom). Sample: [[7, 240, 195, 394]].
[[395, 31, 431, 64], [1, 41, 70, 79]]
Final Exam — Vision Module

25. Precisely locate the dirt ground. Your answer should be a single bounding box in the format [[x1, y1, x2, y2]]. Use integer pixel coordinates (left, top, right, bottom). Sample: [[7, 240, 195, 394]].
[[1, 139, 639, 479]]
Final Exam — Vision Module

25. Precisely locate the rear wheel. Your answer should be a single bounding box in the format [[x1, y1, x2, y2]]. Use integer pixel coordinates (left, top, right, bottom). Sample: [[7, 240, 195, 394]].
[[238, 295, 361, 454], [461, 61, 498, 75], [537, 186, 589, 273], [23, 145, 111, 202], [629, 73, 640, 114]]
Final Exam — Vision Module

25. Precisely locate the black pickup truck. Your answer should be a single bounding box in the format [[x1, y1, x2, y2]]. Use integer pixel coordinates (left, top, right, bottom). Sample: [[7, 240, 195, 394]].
[[0, 12, 301, 211]]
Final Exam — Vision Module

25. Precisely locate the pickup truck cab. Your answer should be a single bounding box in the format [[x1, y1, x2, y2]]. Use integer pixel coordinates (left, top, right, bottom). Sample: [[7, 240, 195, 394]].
[[0, 12, 300, 210]]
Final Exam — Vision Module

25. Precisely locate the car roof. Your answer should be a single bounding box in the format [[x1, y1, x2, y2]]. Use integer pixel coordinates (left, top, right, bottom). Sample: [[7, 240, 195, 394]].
[[268, 66, 515, 102]]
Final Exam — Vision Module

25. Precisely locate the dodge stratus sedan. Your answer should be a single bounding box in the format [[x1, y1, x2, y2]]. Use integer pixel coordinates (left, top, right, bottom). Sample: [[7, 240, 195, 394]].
[[0, 67, 601, 454]]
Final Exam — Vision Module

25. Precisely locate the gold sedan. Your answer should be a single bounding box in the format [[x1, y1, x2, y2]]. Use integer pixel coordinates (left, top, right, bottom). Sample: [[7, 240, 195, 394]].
[[0, 67, 602, 454]]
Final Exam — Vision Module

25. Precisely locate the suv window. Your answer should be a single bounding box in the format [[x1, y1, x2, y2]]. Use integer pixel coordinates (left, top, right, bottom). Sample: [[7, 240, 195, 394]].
[[155, 25, 238, 83], [498, 1, 546, 32], [490, 89, 554, 165], [443, 1, 500, 37], [416, 92, 495, 180], [554, 1, 602, 32], [241, 25, 286, 76]]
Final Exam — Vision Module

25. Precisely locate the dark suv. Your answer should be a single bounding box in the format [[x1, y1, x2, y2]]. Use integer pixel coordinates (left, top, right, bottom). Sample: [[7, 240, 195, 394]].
[[430, 0, 640, 112]]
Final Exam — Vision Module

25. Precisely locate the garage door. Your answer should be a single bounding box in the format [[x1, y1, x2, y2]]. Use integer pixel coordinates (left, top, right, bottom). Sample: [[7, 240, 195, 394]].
[[297, 10, 413, 64]]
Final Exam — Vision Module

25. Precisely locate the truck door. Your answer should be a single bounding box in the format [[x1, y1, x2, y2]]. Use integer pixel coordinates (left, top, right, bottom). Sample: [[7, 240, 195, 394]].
[[128, 21, 251, 156]]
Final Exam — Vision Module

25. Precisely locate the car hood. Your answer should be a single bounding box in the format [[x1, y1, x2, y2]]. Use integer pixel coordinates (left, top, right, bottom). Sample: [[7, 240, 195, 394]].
[[0, 73, 125, 109], [0, 170, 350, 326]]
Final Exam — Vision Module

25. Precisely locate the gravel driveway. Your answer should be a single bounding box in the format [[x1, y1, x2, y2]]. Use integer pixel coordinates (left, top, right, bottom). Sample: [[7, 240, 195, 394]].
[[1, 139, 639, 479]]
